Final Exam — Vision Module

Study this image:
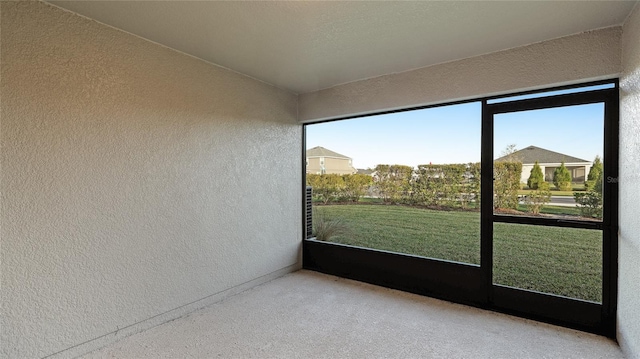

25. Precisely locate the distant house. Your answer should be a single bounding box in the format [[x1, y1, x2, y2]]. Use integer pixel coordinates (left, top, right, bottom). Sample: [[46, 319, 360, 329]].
[[306, 146, 357, 175], [495, 145, 592, 184]]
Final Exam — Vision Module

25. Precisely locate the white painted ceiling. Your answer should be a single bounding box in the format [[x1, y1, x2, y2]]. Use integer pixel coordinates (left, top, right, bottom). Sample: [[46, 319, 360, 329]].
[[49, 1, 638, 94]]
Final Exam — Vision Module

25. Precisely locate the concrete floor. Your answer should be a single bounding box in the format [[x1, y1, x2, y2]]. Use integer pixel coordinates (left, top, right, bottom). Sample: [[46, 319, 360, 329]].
[[84, 270, 623, 358]]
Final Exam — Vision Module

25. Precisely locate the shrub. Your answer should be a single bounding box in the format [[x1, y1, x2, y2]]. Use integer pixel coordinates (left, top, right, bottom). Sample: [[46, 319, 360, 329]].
[[465, 162, 481, 209], [411, 163, 479, 209], [553, 162, 572, 191], [413, 164, 443, 206], [341, 174, 373, 202], [527, 161, 544, 190], [584, 180, 596, 192], [524, 182, 551, 215], [574, 191, 602, 218], [306, 174, 344, 204], [494, 161, 522, 209], [373, 164, 413, 204], [312, 208, 349, 241], [440, 164, 469, 207]]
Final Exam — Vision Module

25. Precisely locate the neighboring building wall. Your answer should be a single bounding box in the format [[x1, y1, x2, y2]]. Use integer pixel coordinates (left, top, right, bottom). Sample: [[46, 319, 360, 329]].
[[306, 157, 322, 174], [325, 157, 354, 174], [569, 166, 587, 183], [307, 157, 356, 175], [521, 164, 589, 185], [0, 2, 300, 358], [542, 164, 589, 183], [619, 4, 640, 358], [299, 27, 621, 122]]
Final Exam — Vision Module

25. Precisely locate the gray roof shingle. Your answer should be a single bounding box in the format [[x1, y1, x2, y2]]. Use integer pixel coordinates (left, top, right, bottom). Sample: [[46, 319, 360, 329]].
[[496, 145, 589, 164], [306, 146, 351, 159]]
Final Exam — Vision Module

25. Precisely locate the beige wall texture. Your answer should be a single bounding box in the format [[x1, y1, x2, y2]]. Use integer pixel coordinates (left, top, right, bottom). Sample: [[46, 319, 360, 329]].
[[1, 2, 300, 358], [298, 27, 622, 122], [619, 4, 640, 358], [1, 1, 638, 358]]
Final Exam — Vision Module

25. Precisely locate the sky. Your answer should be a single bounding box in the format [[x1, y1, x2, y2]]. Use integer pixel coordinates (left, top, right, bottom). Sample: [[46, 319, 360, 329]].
[[306, 85, 612, 172], [306, 94, 606, 170]]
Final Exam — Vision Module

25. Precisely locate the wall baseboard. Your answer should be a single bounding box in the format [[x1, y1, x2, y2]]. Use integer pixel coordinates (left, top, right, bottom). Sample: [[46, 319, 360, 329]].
[[47, 263, 300, 359]]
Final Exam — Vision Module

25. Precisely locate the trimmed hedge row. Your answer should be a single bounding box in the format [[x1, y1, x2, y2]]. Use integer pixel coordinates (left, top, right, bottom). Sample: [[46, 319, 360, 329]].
[[307, 162, 522, 210], [306, 174, 373, 204]]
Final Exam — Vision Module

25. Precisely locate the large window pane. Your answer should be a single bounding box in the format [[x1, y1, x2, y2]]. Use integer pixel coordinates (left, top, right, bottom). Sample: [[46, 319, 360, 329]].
[[487, 83, 614, 104], [493, 104, 605, 221], [306, 102, 481, 264], [493, 223, 602, 302]]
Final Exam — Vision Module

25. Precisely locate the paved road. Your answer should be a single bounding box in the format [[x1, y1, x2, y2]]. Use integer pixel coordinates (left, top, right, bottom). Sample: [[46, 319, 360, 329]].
[[519, 195, 576, 207], [549, 196, 577, 207]]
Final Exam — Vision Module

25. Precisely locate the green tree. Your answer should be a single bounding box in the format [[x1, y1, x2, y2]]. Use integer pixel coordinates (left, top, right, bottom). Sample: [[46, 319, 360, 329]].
[[575, 156, 604, 218], [585, 156, 603, 191], [587, 156, 603, 181], [553, 161, 572, 191], [527, 161, 544, 190], [494, 161, 522, 209]]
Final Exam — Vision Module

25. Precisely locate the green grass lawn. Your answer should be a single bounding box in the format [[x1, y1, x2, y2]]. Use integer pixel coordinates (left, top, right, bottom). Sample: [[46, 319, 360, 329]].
[[314, 204, 602, 302], [317, 197, 583, 217], [515, 204, 582, 216]]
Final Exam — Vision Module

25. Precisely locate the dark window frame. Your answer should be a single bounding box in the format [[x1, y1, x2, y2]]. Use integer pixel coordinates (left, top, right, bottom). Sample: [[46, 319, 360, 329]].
[[302, 79, 619, 337]]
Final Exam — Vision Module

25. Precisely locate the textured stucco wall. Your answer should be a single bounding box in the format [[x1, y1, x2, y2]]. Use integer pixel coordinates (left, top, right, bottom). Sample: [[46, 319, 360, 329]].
[[618, 4, 640, 358], [1, 2, 300, 358], [299, 27, 622, 122]]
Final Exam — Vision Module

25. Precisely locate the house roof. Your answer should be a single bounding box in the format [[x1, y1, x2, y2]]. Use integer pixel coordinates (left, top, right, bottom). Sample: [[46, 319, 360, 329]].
[[306, 146, 351, 159], [496, 146, 590, 164]]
